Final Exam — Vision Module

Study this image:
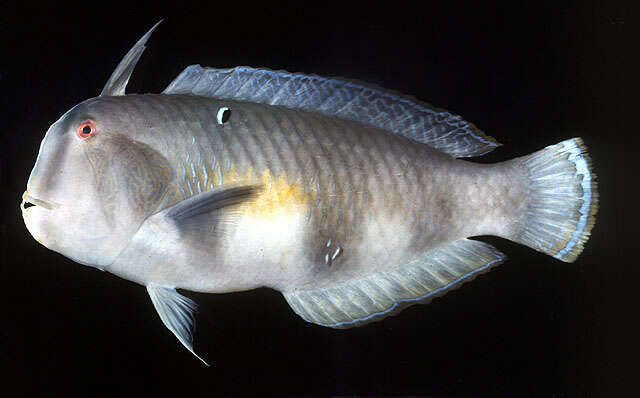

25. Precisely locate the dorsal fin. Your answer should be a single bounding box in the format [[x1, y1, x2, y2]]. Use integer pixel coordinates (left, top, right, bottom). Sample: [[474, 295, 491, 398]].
[[163, 65, 500, 158], [100, 20, 162, 97]]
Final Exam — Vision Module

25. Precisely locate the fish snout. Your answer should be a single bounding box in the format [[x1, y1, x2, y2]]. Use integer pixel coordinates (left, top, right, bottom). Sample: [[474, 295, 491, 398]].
[[21, 191, 60, 212]]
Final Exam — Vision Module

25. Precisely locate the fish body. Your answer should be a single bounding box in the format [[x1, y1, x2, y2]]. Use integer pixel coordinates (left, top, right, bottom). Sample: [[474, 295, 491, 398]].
[[87, 94, 520, 293], [21, 23, 598, 362]]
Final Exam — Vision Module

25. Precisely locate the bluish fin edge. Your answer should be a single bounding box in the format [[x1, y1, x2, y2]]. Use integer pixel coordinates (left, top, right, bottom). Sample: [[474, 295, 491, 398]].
[[555, 139, 598, 259], [163, 65, 501, 158], [516, 137, 598, 262], [325, 257, 503, 328], [283, 239, 506, 329]]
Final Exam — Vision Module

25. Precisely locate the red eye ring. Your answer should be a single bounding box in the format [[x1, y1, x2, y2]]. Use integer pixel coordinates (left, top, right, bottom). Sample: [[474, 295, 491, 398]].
[[77, 120, 97, 139]]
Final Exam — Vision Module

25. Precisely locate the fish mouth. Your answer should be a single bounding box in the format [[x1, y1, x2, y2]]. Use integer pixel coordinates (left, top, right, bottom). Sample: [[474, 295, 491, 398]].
[[21, 192, 60, 212]]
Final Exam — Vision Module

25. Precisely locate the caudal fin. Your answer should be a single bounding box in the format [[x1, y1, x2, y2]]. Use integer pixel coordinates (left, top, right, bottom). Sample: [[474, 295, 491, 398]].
[[514, 138, 598, 262]]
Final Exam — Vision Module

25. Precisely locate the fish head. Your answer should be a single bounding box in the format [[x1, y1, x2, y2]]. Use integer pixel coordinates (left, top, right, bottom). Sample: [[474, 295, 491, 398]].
[[22, 98, 172, 269]]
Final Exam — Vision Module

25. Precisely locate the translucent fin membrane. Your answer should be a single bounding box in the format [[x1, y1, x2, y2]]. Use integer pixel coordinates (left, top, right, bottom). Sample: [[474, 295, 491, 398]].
[[515, 138, 598, 262], [101, 20, 162, 96], [284, 239, 505, 328], [147, 285, 209, 365], [164, 65, 501, 158]]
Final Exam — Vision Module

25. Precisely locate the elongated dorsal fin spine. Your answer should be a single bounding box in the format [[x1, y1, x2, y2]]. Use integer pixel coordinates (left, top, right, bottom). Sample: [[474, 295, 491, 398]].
[[100, 20, 163, 97]]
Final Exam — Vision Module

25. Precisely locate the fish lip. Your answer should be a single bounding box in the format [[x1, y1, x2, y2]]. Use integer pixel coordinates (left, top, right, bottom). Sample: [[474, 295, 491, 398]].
[[21, 192, 61, 211]]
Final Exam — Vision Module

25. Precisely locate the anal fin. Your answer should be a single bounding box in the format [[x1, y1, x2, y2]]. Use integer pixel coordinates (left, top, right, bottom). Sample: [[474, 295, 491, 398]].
[[283, 239, 505, 328]]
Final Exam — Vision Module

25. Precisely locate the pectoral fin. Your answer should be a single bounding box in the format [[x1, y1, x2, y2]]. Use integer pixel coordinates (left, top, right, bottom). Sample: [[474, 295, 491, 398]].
[[111, 184, 260, 286], [153, 183, 259, 239], [147, 285, 209, 365], [165, 183, 258, 222]]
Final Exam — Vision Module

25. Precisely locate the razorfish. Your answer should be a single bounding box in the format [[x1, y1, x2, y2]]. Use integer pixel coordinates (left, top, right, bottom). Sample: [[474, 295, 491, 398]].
[[21, 22, 598, 364]]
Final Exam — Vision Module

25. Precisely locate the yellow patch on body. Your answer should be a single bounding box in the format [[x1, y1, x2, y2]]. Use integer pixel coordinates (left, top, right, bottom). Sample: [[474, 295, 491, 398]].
[[174, 153, 314, 224], [218, 167, 313, 273], [245, 171, 311, 220]]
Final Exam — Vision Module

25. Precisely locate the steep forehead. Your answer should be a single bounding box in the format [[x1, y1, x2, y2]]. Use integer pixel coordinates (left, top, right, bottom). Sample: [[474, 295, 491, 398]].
[[68, 96, 146, 136], [79, 96, 128, 118]]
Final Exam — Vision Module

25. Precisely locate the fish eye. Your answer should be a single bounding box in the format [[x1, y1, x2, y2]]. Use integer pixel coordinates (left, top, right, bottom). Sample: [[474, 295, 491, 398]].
[[77, 120, 97, 139]]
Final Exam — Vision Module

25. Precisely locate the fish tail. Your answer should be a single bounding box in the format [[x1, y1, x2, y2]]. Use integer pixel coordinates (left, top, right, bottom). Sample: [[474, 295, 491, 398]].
[[511, 138, 598, 262]]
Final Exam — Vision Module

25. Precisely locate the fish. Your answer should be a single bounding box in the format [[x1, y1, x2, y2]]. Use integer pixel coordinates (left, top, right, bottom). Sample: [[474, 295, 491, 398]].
[[21, 21, 598, 364]]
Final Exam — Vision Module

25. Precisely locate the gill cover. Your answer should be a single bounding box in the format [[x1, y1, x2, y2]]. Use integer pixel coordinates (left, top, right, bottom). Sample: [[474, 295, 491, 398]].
[[100, 20, 163, 97], [24, 101, 173, 268]]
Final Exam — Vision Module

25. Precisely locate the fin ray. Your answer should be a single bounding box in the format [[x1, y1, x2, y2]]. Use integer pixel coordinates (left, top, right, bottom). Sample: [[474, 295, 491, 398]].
[[283, 239, 505, 328], [511, 138, 598, 262], [144, 183, 259, 240], [166, 183, 258, 222], [100, 20, 162, 96], [163, 65, 500, 158], [146, 285, 209, 365]]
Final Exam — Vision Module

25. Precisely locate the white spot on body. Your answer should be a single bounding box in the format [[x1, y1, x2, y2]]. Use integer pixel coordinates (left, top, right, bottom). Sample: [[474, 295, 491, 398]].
[[217, 107, 230, 125], [331, 247, 341, 261]]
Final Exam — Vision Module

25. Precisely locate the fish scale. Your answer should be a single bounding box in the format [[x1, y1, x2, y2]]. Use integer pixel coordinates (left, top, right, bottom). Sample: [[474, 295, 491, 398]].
[[91, 94, 497, 278], [22, 23, 597, 362], [148, 95, 422, 264]]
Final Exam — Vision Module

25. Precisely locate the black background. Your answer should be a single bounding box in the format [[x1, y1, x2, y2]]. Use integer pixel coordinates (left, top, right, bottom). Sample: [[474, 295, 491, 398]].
[[0, 1, 630, 396]]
